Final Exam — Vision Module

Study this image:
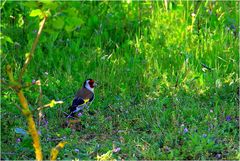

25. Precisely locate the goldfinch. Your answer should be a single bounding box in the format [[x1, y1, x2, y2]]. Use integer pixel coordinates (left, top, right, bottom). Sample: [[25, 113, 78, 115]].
[[67, 79, 96, 118]]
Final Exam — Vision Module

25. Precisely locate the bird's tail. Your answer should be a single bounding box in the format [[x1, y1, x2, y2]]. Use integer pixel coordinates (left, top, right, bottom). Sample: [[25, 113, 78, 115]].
[[66, 112, 74, 118], [65, 106, 75, 118]]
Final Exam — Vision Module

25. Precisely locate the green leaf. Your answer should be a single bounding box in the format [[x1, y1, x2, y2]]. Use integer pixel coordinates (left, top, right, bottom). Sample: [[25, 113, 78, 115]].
[[22, 1, 38, 8], [52, 17, 64, 29], [43, 10, 51, 17], [64, 16, 84, 32], [65, 7, 78, 16], [70, 17, 84, 26], [0, 33, 13, 44], [0, 0, 6, 10], [65, 25, 75, 33], [29, 9, 43, 17], [41, 0, 58, 10], [18, 14, 24, 27], [5, 36, 13, 44]]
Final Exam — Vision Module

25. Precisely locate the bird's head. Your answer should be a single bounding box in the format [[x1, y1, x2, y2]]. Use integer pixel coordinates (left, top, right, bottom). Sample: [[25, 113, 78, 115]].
[[84, 79, 97, 92]]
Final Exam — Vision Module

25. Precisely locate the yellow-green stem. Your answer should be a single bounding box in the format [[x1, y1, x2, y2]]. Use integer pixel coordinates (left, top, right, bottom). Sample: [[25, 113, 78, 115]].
[[17, 90, 43, 161]]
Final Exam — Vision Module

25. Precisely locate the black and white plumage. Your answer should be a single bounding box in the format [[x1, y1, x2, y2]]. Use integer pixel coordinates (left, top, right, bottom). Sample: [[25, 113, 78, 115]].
[[67, 79, 96, 118]]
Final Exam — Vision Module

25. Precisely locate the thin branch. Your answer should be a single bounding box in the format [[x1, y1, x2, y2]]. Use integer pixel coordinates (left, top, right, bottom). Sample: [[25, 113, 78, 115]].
[[14, 102, 22, 111], [6, 65, 21, 91], [17, 90, 43, 161], [37, 79, 43, 126], [18, 16, 47, 82], [6, 65, 15, 84], [37, 100, 64, 111], [164, 0, 168, 11], [50, 141, 67, 161], [1, 78, 17, 89], [1, 78, 33, 89], [5, 15, 48, 161]]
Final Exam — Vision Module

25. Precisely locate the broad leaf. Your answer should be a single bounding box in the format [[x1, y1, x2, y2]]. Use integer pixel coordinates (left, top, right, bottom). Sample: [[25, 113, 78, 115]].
[[30, 9, 43, 17]]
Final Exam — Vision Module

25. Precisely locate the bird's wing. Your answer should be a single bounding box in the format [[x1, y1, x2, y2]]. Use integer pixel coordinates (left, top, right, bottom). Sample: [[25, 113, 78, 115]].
[[69, 96, 89, 113], [74, 87, 94, 104], [69, 87, 94, 113], [89, 94, 94, 103], [75, 87, 93, 99], [72, 97, 86, 107]]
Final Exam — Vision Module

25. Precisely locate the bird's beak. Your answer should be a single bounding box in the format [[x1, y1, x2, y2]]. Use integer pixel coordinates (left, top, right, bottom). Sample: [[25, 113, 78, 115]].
[[93, 82, 97, 87]]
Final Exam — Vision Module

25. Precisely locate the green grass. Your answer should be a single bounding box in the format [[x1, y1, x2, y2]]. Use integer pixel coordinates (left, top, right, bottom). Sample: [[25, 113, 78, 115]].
[[1, 1, 239, 160]]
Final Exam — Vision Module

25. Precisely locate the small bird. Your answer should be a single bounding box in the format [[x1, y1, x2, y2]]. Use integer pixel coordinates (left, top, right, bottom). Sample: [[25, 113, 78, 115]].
[[67, 79, 96, 118]]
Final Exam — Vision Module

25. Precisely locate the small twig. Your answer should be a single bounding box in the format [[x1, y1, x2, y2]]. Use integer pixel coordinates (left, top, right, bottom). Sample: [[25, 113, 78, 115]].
[[18, 16, 47, 82], [36, 105, 49, 111], [36, 100, 64, 111], [1, 78, 33, 89], [6, 65, 19, 90], [50, 141, 67, 161], [37, 79, 43, 126], [1, 80, 17, 89], [14, 102, 22, 111], [164, 0, 168, 11]]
